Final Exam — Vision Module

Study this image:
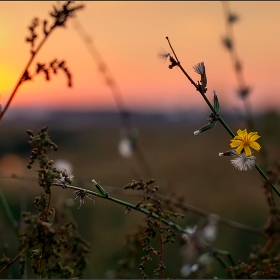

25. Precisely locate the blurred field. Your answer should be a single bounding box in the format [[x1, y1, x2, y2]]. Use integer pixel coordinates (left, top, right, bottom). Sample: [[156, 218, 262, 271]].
[[1, 109, 280, 278]]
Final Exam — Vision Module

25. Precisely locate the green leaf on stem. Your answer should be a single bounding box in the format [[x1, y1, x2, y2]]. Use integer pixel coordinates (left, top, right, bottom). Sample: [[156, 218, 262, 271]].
[[213, 90, 220, 113], [194, 122, 216, 135], [92, 179, 107, 197]]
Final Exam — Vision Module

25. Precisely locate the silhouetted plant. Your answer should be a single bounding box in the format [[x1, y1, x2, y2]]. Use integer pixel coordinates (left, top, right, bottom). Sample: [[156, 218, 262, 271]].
[[0, 1, 84, 123]]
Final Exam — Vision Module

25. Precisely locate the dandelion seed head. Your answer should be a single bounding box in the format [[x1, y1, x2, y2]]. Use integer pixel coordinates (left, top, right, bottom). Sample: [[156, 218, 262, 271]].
[[230, 152, 256, 171], [193, 62, 205, 75], [157, 48, 170, 63]]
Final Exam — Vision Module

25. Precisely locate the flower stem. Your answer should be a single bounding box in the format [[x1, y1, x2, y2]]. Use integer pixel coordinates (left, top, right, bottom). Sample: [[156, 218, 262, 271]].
[[53, 182, 185, 233], [170, 45, 280, 197], [177, 63, 235, 137], [52, 182, 235, 269], [79, 180, 186, 231], [0, 30, 53, 124], [176, 61, 198, 89], [198, 88, 235, 137], [45, 190, 52, 221], [255, 163, 280, 197], [199, 90, 280, 197], [1, 174, 262, 235]]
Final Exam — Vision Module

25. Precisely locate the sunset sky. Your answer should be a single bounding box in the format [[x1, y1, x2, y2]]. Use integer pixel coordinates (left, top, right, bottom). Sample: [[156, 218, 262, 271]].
[[1, 1, 280, 115]]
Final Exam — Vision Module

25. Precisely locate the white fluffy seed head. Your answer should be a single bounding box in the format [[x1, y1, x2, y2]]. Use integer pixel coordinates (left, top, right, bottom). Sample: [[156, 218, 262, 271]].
[[230, 153, 256, 171]]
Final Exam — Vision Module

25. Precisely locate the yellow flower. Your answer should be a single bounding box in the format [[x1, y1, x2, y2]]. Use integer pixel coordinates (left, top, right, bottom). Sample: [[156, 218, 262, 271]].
[[230, 129, 261, 156]]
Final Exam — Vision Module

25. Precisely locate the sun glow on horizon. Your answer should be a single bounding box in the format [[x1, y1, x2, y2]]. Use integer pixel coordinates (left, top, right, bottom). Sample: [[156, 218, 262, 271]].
[[0, 2, 280, 113], [0, 63, 19, 92]]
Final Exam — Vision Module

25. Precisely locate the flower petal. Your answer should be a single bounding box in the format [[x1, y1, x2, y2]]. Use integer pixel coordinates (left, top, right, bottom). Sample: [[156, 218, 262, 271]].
[[249, 141, 261, 151], [244, 145, 252, 156], [236, 145, 244, 155], [230, 139, 243, 147], [247, 131, 256, 138], [230, 129, 261, 157], [237, 129, 247, 139], [248, 133, 261, 142]]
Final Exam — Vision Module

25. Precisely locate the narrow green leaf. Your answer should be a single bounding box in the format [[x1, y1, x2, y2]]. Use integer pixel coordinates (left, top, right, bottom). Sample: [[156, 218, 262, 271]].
[[92, 179, 107, 197], [213, 90, 220, 113], [194, 122, 216, 135]]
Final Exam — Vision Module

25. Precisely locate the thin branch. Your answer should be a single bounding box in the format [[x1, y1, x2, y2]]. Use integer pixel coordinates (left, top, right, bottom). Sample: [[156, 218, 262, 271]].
[[0, 174, 262, 235], [166, 36, 180, 63], [0, 2, 84, 124], [164, 36, 280, 197], [0, 175, 237, 274], [45, 190, 52, 221], [54, 181, 237, 274], [0, 29, 51, 124]]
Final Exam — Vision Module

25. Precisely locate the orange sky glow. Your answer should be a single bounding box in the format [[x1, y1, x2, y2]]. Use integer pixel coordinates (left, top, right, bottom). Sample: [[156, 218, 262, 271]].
[[1, 1, 280, 114]]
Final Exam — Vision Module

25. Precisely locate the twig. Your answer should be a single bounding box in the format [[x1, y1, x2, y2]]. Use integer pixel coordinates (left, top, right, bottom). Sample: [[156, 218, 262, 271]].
[[45, 190, 52, 221], [164, 37, 280, 198], [0, 33, 50, 123], [0, 2, 84, 124], [0, 175, 237, 275], [52, 181, 237, 275], [0, 174, 262, 235]]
